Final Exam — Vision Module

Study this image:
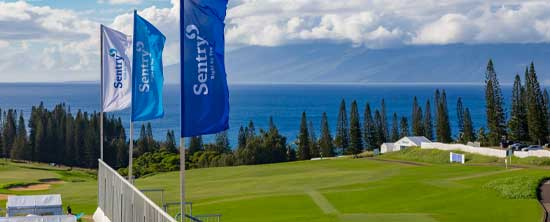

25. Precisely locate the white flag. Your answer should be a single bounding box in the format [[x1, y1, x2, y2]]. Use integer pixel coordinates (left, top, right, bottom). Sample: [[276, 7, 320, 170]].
[[102, 25, 132, 112]]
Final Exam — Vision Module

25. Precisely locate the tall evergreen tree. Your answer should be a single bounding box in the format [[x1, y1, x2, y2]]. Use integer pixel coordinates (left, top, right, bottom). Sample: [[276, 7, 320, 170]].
[[297, 112, 311, 160], [348, 100, 363, 154], [399, 117, 409, 138], [319, 112, 334, 157], [214, 130, 231, 153], [390, 112, 399, 142], [11, 113, 29, 160], [335, 99, 349, 154], [308, 120, 319, 158], [411, 97, 424, 136], [246, 120, 256, 140], [373, 110, 385, 146], [424, 100, 434, 140], [381, 99, 389, 141], [484, 59, 507, 145], [436, 90, 452, 143], [2, 110, 16, 158], [238, 126, 247, 149], [163, 130, 177, 153], [363, 103, 378, 149], [525, 63, 548, 144], [508, 74, 528, 142], [456, 97, 465, 135], [462, 108, 475, 143], [188, 136, 203, 155]]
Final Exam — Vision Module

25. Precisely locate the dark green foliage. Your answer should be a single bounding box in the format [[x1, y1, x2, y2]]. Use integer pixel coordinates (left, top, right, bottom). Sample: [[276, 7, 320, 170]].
[[424, 100, 434, 140], [308, 120, 320, 158], [188, 136, 203, 155], [390, 113, 399, 142], [374, 110, 385, 146], [456, 97, 464, 135], [363, 103, 378, 150], [11, 113, 29, 160], [484, 60, 507, 145], [508, 74, 529, 142], [319, 112, 334, 157], [162, 130, 178, 153], [297, 112, 311, 160], [477, 127, 489, 146], [435, 89, 452, 143], [524, 63, 548, 144], [235, 117, 288, 165], [335, 99, 349, 153], [238, 126, 246, 149], [399, 116, 409, 138], [380, 99, 389, 142], [213, 130, 231, 153], [348, 101, 363, 154], [2, 109, 16, 158], [411, 97, 424, 136], [462, 108, 476, 143]]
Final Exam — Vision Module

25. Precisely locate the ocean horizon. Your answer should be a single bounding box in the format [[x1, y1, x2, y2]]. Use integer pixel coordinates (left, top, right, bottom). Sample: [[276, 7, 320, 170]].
[[0, 83, 517, 146]]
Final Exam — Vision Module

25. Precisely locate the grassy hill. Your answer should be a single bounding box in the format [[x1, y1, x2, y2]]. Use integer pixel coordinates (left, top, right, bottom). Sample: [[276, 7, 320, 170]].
[[0, 152, 549, 222]]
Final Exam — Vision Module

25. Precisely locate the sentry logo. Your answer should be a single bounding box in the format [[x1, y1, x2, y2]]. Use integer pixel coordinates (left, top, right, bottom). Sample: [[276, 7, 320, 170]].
[[109, 48, 125, 89], [185, 24, 215, 96]]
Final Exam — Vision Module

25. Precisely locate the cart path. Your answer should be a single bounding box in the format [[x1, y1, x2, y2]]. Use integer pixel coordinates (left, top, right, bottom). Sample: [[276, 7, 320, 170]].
[[306, 190, 339, 215], [539, 180, 550, 222]]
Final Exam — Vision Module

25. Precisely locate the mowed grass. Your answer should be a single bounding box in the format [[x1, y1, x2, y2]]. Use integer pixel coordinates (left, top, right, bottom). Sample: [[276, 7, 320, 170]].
[[136, 156, 549, 222], [0, 160, 98, 217], [0, 153, 548, 222]]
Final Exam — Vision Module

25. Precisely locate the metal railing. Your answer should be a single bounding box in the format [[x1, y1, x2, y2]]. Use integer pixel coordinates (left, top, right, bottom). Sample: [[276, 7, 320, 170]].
[[98, 159, 177, 222]]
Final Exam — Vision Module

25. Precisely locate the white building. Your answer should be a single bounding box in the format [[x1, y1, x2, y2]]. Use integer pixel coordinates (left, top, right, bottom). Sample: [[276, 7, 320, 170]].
[[381, 136, 431, 153]]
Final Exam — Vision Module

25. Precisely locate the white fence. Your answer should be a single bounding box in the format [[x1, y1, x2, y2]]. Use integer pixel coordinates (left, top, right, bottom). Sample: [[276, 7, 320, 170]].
[[421, 142, 550, 158], [97, 159, 177, 222], [513, 150, 550, 158], [421, 142, 507, 158]]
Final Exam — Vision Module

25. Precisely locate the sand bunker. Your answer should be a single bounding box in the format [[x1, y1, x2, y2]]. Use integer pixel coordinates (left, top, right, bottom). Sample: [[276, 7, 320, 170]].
[[39, 178, 65, 184], [0, 194, 8, 200], [8, 183, 51, 191]]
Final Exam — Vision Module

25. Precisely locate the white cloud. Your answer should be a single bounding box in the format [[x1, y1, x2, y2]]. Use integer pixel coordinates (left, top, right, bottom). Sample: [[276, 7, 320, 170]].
[[0, 40, 8, 48], [98, 0, 142, 5]]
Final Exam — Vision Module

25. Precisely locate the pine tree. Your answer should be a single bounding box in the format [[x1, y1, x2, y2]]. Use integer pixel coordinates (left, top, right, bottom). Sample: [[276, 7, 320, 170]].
[[188, 136, 203, 155], [484, 60, 507, 146], [214, 130, 230, 153], [363, 103, 378, 150], [424, 100, 434, 140], [163, 130, 177, 153], [297, 112, 311, 160], [335, 99, 349, 154], [2, 110, 16, 158], [525, 63, 548, 144], [399, 117, 409, 138], [391, 113, 399, 141], [462, 108, 475, 143], [436, 90, 452, 143], [319, 112, 334, 157], [348, 100, 363, 154], [374, 110, 385, 146], [11, 113, 29, 160], [308, 120, 319, 158], [136, 124, 148, 156], [238, 126, 247, 149], [381, 99, 389, 141], [246, 120, 256, 140], [456, 97, 465, 135], [508, 74, 528, 142], [411, 97, 424, 136]]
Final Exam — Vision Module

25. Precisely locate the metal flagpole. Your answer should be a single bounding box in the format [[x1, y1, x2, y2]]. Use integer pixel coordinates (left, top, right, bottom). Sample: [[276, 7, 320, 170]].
[[129, 121, 134, 183], [100, 25, 104, 161], [180, 137, 185, 221], [180, 2, 186, 221]]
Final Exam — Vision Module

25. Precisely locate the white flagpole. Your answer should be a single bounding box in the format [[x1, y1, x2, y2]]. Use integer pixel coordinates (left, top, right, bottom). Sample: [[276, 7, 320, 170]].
[[100, 25, 104, 161], [128, 121, 134, 183], [180, 137, 185, 221]]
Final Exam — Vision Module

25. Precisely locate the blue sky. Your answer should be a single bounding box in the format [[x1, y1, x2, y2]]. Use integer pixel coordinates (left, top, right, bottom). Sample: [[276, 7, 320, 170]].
[[1, 0, 550, 82]]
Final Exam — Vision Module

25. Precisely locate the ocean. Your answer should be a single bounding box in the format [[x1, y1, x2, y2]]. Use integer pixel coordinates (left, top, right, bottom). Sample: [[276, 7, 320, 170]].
[[0, 83, 507, 146]]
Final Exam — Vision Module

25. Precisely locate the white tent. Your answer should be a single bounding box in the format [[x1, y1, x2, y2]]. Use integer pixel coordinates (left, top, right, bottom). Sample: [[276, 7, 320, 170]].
[[0, 215, 76, 222], [6, 195, 63, 217], [381, 136, 431, 153]]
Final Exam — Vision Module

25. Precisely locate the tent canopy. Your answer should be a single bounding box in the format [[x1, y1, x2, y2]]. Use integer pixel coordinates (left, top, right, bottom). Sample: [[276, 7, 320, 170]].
[[7, 195, 62, 208]]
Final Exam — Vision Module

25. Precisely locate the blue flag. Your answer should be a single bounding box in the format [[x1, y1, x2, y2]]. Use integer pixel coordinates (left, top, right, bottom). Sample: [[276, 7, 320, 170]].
[[181, 0, 230, 137], [132, 11, 166, 122]]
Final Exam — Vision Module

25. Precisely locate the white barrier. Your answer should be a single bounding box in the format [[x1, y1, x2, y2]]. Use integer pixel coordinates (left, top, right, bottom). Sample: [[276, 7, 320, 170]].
[[97, 159, 177, 222], [513, 149, 550, 158], [421, 142, 507, 158]]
